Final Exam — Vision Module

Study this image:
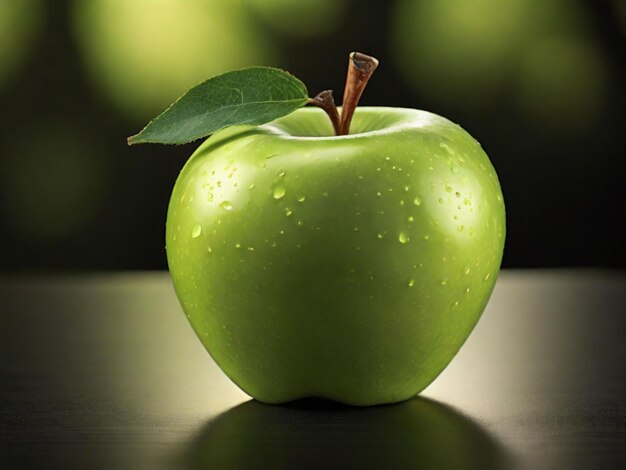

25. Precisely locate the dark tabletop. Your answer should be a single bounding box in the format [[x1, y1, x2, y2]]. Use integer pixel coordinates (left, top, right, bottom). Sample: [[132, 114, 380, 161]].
[[1, 270, 624, 469]]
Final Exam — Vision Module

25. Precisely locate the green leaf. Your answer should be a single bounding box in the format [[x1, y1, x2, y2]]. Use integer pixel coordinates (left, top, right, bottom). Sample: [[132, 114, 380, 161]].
[[128, 67, 309, 145]]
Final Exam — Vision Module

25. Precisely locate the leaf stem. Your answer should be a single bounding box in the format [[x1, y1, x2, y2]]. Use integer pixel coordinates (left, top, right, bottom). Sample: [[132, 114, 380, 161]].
[[338, 52, 379, 135], [307, 90, 341, 135]]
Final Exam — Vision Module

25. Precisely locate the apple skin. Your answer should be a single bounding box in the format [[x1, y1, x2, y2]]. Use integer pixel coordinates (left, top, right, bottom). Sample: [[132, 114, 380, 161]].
[[166, 107, 505, 406]]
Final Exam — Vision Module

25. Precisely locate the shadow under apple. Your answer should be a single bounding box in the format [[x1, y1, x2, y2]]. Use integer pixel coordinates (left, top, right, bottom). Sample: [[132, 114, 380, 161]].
[[181, 397, 511, 469]]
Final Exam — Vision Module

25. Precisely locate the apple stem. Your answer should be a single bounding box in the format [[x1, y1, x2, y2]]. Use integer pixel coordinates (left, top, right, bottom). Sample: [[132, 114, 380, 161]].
[[338, 52, 379, 135], [307, 90, 342, 135]]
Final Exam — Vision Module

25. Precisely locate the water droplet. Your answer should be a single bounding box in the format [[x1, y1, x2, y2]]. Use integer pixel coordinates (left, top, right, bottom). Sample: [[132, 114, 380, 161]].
[[438, 197, 445, 204], [191, 224, 202, 238], [408, 279, 415, 287], [398, 231, 410, 244], [440, 279, 447, 286], [445, 185, 452, 193], [247, 246, 255, 251], [278, 171, 285, 177], [440, 142, 455, 155], [464, 267, 471, 275], [285, 208, 292, 217], [465, 287, 471, 294], [273, 185, 286, 199], [219, 201, 233, 211], [484, 273, 491, 281], [235, 243, 241, 249], [297, 195, 306, 202], [454, 214, 459, 220], [385, 156, 391, 161], [464, 198, 471, 206], [249, 183, 255, 189], [400, 199, 405, 206], [458, 225, 465, 232], [413, 197, 422, 206], [377, 233, 384, 239], [404, 185, 410, 192], [408, 216, 414, 222], [455, 192, 461, 198], [453, 300, 459, 308], [376, 191, 382, 197], [322, 192, 328, 198], [207, 246, 212, 253], [423, 234, 430, 240], [297, 220, 304, 227]]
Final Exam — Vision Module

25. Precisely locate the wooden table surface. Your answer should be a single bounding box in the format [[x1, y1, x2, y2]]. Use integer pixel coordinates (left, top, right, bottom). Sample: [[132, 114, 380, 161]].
[[1, 270, 624, 469]]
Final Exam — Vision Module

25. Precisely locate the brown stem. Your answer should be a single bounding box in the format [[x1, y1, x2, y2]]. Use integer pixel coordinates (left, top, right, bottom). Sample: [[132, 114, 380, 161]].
[[338, 52, 379, 135], [307, 90, 341, 135]]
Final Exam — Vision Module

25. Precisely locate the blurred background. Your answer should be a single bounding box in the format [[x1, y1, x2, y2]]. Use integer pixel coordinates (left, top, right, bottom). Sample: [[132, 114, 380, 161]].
[[0, 0, 624, 272]]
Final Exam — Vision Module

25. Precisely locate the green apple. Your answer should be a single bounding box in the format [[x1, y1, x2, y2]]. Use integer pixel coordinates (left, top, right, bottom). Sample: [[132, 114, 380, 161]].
[[72, 0, 274, 118], [166, 107, 505, 406]]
